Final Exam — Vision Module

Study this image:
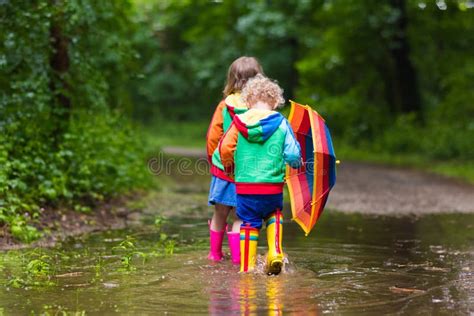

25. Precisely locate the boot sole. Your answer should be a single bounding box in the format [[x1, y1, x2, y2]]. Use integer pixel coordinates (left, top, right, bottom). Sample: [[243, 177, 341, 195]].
[[267, 259, 283, 275]]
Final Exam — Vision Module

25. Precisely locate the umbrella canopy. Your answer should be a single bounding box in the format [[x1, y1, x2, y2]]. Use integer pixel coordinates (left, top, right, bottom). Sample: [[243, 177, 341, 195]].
[[286, 101, 336, 235]]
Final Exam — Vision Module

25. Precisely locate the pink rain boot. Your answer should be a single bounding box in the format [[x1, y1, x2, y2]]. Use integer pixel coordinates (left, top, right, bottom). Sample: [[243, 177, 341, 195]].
[[227, 231, 241, 265], [208, 222, 225, 261]]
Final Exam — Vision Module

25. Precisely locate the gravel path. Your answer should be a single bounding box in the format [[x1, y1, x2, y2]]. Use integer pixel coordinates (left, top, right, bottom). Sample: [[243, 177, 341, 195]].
[[162, 146, 474, 214], [328, 161, 474, 214]]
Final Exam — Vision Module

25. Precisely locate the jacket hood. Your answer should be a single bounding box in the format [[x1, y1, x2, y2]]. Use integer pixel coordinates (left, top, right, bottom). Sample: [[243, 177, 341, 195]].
[[225, 93, 247, 117], [234, 109, 284, 143]]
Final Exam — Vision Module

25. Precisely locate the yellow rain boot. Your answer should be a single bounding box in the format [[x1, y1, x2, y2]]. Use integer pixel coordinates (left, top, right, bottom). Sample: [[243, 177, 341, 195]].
[[265, 210, 284, 275], [240, 224, 259, 273]]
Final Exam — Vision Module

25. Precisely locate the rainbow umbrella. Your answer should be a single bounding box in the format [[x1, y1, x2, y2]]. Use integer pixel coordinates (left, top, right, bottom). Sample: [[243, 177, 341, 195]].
[[286, 101, 337, 235]]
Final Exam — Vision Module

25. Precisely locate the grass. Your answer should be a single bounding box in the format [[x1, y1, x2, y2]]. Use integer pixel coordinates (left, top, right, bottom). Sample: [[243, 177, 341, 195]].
[[147, 120, 208, 149], [427, 162, 474, 184]]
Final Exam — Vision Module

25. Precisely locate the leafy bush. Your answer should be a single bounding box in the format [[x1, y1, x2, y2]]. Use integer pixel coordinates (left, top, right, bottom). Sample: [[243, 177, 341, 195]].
[[0, 1, 151, 242], [423, 124, 474, 161], [62, 111, 151, 201], [0, 109, 151, 242], [373, 114, 422, 154]]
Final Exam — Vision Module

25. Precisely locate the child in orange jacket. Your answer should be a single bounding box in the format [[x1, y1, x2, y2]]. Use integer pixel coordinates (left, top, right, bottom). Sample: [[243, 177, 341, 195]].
[[206, 57, 264, 263]]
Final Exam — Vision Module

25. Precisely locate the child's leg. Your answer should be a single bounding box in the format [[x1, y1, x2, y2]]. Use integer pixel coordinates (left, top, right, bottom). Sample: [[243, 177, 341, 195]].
[[265, 209, 284, 275], [211, 203, 231, 231], [208, 203, 231, 261], [227, 208, 243, 265], [229, 208, 243, 232]]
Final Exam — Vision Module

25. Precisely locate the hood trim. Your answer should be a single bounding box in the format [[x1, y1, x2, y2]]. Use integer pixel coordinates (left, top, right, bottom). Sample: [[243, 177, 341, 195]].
[[234, 110, 284, 142]]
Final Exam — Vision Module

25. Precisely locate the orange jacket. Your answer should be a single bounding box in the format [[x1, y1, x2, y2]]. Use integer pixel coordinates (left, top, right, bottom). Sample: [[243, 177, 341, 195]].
[[206, 100, 226, 164], [206, 93, 247, 181]]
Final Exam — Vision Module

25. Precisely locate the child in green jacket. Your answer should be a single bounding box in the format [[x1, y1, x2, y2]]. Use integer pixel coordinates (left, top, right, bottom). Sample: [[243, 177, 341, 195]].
[[219, 74, 301, 274]]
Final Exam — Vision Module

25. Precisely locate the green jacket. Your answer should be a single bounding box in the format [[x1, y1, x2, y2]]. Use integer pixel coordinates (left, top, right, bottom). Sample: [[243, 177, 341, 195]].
[[219, 109, 301, 194]]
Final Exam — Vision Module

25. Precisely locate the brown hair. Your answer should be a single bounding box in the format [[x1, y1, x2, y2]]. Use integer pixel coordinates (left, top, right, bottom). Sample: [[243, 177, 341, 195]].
[[223, 56, 263, 97]]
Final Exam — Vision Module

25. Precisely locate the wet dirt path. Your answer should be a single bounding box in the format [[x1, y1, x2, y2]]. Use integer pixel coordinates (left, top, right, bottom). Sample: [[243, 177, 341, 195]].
[[162, 146, 474, 215]]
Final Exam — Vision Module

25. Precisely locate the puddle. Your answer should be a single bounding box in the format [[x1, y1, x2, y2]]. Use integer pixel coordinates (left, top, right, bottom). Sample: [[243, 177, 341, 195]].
[[0, 211, 472, 314]]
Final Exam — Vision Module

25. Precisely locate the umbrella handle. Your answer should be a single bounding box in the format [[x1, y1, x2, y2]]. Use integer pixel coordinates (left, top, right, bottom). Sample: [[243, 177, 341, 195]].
[[301, 160, 340, 165]]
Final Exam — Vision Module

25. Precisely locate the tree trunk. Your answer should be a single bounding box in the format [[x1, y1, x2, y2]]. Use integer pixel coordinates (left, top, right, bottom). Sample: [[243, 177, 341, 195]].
[[388, 0, 422, 116], [286, 36, 299, 100], [49, 1, 71, 143], [50, 23, 70, 110]]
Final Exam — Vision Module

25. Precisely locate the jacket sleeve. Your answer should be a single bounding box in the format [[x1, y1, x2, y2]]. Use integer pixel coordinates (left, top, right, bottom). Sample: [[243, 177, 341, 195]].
[[206, 101, 225, 163], [283, 119, 302, 169], [219, 123, 239, 174]]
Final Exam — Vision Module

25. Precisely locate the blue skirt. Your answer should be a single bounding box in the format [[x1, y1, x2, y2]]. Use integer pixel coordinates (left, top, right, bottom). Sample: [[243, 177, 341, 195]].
[[208, 176, 237, 207]]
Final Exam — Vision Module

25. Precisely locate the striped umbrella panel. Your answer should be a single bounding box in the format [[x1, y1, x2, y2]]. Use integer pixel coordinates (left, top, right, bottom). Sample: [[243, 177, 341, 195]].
[[286, 102, 336, 235]]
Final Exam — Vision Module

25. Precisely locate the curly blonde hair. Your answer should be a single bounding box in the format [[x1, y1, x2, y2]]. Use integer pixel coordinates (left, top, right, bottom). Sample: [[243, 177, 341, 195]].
[[241, 74, 285, 109]]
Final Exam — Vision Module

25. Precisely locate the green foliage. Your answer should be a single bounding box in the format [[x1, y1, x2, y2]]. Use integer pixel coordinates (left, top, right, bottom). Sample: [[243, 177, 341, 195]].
[[10, 217, 43, 243], [130, 0, 311, 121], [0, 1, 151, 241], [112, 236, 144, 272], [60, 112, 150, 200], [295, 0, 474, 162], [111, 230, 177, 272], [1, 0, 473, 242], [153, 215, 166, 230], [133, 0, 473, 162], [0, 109, 151, 242], [7, 251, 55, 288], [157, 233, 176, 256]]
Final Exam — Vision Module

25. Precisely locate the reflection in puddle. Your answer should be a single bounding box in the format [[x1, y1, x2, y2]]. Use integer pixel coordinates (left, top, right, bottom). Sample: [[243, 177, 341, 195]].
[[205, 264, 320, 315]]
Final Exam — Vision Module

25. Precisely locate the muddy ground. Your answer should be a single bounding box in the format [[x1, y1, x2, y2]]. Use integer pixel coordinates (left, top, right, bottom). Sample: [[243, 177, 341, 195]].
[[0, 194, 144, 250]]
